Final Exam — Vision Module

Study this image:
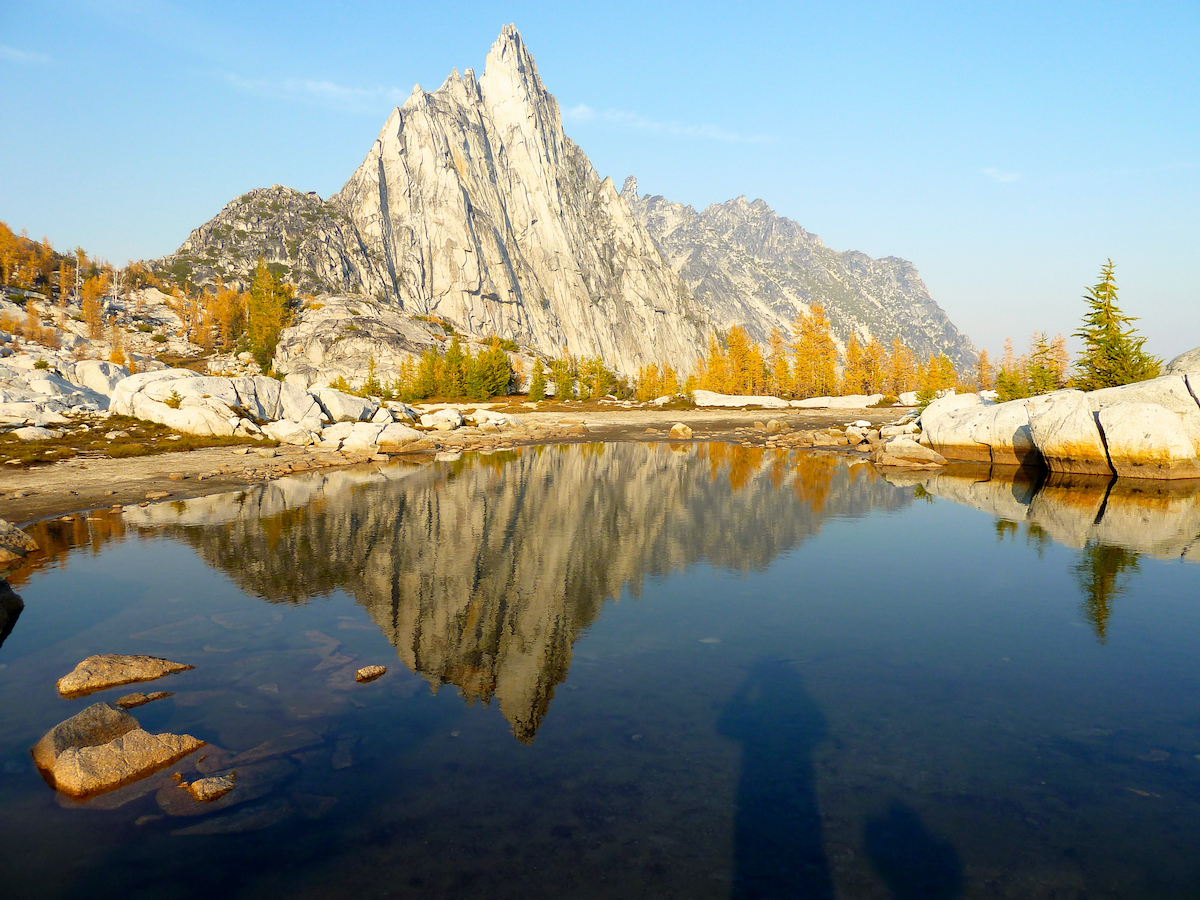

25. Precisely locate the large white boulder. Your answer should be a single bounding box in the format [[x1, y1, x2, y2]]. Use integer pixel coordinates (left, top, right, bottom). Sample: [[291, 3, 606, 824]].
[[69, 360, 130, 397], [110, 369, 200, 416], [1098, 402, 1200, 479], [312, 387, 378, 422], [1086, 374, 1200, 417], [340, 422, 385, 451], [279, 382, 324, 429], [419, 408, 465, 429], [1165, 345, 1200, 376], [376, 423, 424, 447], [869, 438, 947, 469], [967, 401, 1041, 467], [918, 393, 992, 463], [141, 374, 238, 408], [261, 420, 318, 446], [229, 376, 283, 420], [1025, 391, 1113, 476]]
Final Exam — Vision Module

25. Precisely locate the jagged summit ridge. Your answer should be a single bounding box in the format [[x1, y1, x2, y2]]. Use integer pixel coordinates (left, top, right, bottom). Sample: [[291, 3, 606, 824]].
[[329, 24, 705, 374], [624, 179, 976, 367], [155, 25, 975, 377]]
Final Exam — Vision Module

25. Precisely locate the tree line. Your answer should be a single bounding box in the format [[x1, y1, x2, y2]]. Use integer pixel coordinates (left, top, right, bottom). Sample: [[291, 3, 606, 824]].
[[652, 304, 962, 403]]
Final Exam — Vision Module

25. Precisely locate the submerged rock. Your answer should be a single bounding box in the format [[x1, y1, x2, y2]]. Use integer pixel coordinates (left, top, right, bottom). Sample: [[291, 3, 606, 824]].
[[114, 691, 175, 709], [355, 665, 387, 683], [57, 654, 195, 698], [31, 702, 204, 798], [159, 759, 295, 816], [182, 771, 237, 802], [170, 798, 295, 836]]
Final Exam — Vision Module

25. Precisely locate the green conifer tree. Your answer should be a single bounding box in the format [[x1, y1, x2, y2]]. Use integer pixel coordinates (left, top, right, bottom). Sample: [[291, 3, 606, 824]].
[[529, 358, 546, 401], [441, 336, 467, 398], [1073, 259, 1160, 390]]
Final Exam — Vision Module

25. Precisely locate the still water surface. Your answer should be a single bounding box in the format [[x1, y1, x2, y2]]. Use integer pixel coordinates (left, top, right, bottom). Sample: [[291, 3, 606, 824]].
[[1, 443, 1199, 898]]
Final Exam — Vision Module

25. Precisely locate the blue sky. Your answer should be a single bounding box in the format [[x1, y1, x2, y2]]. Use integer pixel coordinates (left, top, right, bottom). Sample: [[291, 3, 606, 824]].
[[2, 1, 1197, 360]]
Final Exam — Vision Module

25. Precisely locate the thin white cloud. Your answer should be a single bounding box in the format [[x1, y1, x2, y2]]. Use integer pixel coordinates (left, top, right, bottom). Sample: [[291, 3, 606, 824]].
[[982, 167, 1021, 183], [218, 71, 407, 114], [0, 46, 51, 65], [566, 103, 772, 144]]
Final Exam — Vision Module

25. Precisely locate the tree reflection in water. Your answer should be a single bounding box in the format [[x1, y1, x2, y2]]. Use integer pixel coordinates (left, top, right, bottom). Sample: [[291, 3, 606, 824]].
[[1072, 542, 1141, 644]]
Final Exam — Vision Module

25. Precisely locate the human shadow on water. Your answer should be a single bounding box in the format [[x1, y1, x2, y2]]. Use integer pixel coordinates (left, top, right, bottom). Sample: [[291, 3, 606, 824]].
[[717, 657, 833, 899], [864, 801, 963, 899]]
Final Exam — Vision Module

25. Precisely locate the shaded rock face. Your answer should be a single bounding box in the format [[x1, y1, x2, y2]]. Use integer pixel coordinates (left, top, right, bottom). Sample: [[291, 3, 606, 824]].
[[157, 185, 388, 300], [625, 181, 977, 368], [147, 446, 910, 742], [0, 579, 24, 651], [31, 702, 204, 798]]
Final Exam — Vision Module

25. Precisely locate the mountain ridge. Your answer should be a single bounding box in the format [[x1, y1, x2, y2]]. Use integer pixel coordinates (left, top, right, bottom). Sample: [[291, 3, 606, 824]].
[[151, 24, 975, 377]]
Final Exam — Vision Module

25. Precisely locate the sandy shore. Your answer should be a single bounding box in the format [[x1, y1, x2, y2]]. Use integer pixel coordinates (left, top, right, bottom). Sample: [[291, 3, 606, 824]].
[[0, 405, 910, 526]]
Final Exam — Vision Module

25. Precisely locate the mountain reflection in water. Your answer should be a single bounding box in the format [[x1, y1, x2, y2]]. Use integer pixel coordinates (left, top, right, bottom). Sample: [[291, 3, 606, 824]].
[[85, 444, 906, 742]]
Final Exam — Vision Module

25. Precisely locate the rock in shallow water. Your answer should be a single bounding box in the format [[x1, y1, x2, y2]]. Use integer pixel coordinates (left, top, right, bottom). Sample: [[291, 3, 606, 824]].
[[355, 665, 387, 683], [57, 654, 195, 698], [183, 771, 237, 802], [870, 438, 947, 470], [31, 702, 204, 798], [114, 691, 174, 709]]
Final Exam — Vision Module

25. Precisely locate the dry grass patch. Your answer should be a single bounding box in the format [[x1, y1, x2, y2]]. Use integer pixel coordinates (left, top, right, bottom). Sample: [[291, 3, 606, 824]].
[[0, 415, 276, 468]]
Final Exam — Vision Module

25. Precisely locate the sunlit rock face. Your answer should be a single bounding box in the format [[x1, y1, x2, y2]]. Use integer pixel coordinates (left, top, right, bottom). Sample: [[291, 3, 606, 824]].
[[625, 180, 978, 369], [919, 374, 1200, 480], [131, 446, 909, 741], [331, 26, 707, 377], [156, 26, 979, 381]]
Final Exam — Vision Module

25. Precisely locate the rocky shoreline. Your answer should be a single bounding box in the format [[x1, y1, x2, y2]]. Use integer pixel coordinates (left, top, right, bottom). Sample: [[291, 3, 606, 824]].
[[0, 405, 906, 526]]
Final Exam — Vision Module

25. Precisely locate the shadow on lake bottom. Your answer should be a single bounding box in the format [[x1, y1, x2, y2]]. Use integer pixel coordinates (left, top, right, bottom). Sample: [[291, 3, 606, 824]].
[[864, 801, 963, 899], [718, 657, 833, 899]]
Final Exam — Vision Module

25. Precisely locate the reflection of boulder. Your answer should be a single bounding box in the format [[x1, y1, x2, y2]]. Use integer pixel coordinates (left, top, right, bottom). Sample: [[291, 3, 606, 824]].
[[152, 446, 910, 741], [918, 468, 1038, 525], [918, 467, 1200, 562], [0, 580, 23, 651]]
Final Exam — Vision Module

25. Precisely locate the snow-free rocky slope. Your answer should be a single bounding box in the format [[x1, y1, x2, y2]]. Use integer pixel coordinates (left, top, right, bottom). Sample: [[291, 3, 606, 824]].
[[624, 180, 976, 368], [155, 25, 973, 376]]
